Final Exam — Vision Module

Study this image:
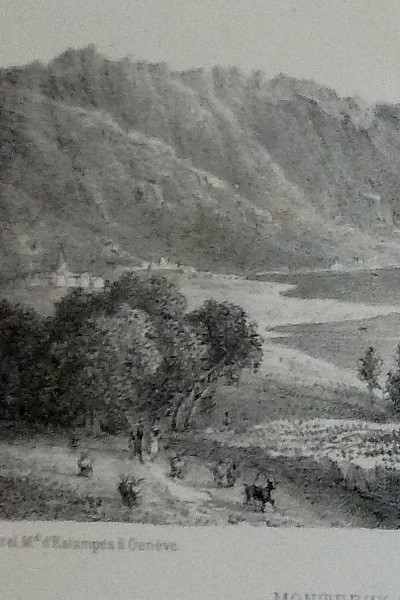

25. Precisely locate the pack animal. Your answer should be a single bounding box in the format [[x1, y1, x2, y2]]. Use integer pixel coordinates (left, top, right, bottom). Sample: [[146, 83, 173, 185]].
[[118, 475, 144, 508], [77, 452, 93, 478], [244, 478, 276, 512], [213, 460, 237, 488], [169, 455, 185, 480]]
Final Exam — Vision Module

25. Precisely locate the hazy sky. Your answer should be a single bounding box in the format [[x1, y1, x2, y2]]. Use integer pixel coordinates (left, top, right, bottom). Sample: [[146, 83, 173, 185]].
[[2, 0, 400, 102]]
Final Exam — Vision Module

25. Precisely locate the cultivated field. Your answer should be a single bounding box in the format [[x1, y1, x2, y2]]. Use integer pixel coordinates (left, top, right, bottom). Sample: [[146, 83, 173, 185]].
[[209, 418, 400, 469]]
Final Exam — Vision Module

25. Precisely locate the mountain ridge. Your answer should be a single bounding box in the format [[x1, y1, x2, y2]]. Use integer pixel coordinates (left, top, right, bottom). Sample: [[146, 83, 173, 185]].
[[2, 45, 400, 281]]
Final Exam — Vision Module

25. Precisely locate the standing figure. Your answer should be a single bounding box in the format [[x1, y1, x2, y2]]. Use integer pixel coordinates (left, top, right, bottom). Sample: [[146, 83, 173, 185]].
[[149, 426, 160, 462], [77, 451, 93, 478], [213, 461, 225, 487], [169, 454, 185, 479], [223, 411, 231, 429], [128, 430, 136, 459], [134, 419, 144, 463], [226, 462, 238, 488], [68, 433, 79, 451]]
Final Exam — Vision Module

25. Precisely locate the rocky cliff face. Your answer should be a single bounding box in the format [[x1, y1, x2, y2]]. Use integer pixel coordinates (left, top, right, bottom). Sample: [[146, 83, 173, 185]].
[[1, 46, 400, 280]]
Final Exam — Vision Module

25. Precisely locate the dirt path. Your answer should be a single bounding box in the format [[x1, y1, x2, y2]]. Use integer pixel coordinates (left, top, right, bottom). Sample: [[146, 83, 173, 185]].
[[0, 439, 376, 527], [148, 461, 211, 503]]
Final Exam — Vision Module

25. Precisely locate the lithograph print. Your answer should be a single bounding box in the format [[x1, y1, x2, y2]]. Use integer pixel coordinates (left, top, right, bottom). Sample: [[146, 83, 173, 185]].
[[2, 1, 400, 532]]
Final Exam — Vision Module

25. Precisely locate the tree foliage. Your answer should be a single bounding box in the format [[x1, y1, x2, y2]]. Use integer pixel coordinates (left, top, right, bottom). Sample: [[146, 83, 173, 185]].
[[139, 317, 209, 423], [52, 287, 111, 338], [187, 299, 263, 378], [109, 274, 187, 320], [0, 275, 263, 431], [0, 299, 51, 421], [357, 346, 383, 403], [180, 299, 263, 427], [384, 344, 400, 416], [385, 370, 400, 415], [63, 304, 162, 428]]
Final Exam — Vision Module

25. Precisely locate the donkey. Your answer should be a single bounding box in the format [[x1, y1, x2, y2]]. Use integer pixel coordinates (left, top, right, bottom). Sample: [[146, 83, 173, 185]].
[[118, 475, 144, 508], [244, 478, 276, 512]]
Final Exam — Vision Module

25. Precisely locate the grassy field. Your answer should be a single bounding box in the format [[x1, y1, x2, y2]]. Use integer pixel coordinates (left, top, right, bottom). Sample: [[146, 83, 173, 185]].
[[205, 372, 384, 429], [272, 313, 400, 379]]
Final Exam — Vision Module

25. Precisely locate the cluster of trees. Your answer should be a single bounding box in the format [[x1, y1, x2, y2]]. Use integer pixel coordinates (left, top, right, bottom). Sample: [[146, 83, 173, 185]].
[[358, 345, 400, 414], [0, 274, 263, 432]]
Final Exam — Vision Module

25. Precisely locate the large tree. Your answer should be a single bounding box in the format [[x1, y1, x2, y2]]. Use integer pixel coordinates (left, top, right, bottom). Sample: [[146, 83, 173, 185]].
[[187, 299, 263, 375], [180, 299, 263, 427], [141, 317, 209, 427], [0, 275, 264, 433], [49, 303, 162, 431]]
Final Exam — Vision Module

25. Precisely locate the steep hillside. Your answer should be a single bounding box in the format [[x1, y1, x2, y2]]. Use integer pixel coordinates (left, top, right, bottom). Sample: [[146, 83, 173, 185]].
[[2, 45, 400, 280]]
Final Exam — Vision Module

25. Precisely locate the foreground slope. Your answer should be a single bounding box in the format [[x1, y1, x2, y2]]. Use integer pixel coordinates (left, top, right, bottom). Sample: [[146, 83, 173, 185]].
[[0, 435, 384, 527]]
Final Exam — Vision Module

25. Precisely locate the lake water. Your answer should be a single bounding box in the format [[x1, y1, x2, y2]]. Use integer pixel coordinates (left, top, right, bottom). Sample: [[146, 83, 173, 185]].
[[263, 268, 400, 374], [263, 267, 400, 305]]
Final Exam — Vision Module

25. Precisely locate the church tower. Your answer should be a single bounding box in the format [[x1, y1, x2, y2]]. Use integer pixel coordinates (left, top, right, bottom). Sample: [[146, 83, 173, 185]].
[[56, 243, 69, 274]]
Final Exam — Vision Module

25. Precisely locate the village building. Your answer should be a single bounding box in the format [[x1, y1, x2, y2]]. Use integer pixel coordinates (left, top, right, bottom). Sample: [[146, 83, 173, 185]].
[[27, 248, 198, 289], [27, 245, 105, 290]]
